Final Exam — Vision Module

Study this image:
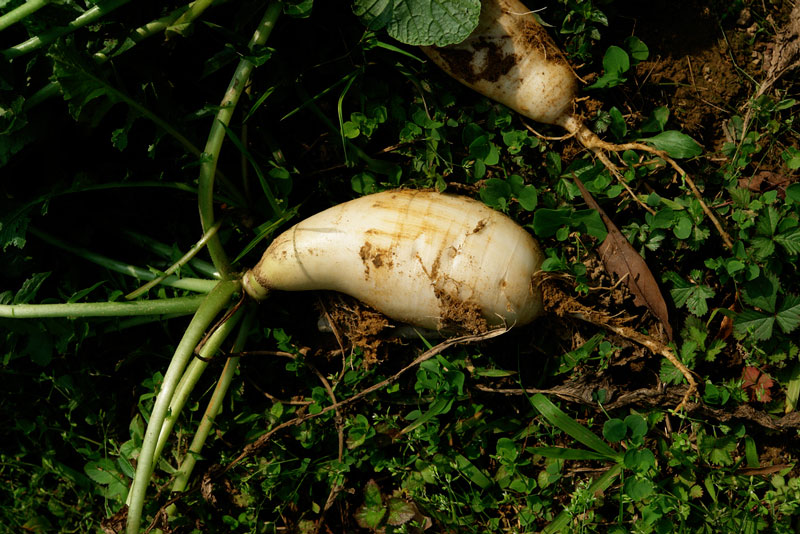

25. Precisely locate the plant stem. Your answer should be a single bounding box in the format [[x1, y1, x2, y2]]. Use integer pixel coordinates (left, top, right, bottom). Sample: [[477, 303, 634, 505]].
[[0, 0, 51, 33], [151, 304, 245, 465], [122, 230, 219, 279], [125, 280, 239, 534], [30, 228, 218, 294], [166, 306, 254, 512], [0, 295, 204, 319], [166, 0, 215, 34], [198, 1, 282, 277], [2, 0, 131, 60], [125, 222, 222, 300]]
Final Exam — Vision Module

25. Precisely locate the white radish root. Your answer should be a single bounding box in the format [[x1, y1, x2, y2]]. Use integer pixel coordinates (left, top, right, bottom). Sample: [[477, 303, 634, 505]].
[[243, 189, 544, 332]]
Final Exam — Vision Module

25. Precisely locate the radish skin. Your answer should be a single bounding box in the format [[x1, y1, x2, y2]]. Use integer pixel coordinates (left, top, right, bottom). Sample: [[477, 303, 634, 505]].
[[243, 190, 544, 331]]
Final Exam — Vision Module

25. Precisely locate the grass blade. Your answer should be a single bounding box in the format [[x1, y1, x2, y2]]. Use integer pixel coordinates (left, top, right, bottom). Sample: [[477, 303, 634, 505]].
[[530, 394, 620, 460]]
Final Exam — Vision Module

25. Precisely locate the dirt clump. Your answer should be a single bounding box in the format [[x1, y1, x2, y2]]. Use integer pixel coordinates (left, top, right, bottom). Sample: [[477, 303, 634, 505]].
[[320, 294, 392, 366], [433, 287, 488, 334]]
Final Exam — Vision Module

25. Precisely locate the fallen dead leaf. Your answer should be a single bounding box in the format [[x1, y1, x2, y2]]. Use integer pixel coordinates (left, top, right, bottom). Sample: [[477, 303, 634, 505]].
[[736, 464, 794, 477], [573, 177, 673, 340]]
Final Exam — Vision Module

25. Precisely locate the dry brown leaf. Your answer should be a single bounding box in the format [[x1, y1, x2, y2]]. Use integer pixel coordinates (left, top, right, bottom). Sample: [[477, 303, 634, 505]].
[[736, 464, 793, 477], [573, 177, 673, 340]]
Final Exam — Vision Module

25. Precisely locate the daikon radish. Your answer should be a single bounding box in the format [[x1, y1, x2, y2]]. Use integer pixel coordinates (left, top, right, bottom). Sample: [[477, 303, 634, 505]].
[[420, 0, 609, 149], [242, 189, 544, 331]]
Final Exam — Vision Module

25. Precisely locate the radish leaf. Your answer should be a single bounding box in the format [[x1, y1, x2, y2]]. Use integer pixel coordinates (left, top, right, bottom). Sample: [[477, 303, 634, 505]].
[[353, 0, 481, 46]]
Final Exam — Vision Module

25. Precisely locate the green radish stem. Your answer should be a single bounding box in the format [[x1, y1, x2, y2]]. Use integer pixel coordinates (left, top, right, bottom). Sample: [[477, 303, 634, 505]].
[[125, 221, 222, 300], [198, 0, 282, 277], [2, 0, 131, 59], [125, 280, 239, 534], [30, 228, 218, 294], [123, 230, 220, 280], [166, 0, 215, 35], [151, 304, 245, 467], [166, 307, 255, 515], [0, 295, 204, 319], [0, 0, 51, 33]]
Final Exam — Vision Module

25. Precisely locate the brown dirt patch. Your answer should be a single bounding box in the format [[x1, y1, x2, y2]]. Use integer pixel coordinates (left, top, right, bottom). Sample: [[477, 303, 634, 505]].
[[433, 287, 488, 334], [602, 1, 797, 154], [320, 294, 392, 366]]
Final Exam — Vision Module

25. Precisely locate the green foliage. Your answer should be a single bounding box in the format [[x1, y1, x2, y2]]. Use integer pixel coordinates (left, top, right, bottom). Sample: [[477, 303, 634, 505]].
[[352, 0, 481, 46]]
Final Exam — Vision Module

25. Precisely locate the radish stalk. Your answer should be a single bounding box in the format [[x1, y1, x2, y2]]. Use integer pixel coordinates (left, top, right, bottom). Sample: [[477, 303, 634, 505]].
[[0, 0, 51, 33], [125, 280, 239, 534], [2, 0, 131, 60], [0, 296, 204, 319], [243, 189, 545, 332], [151, 304, 245, 466], [166, 308, 255, 517], [30, 227, 219, 294], [123, 229, 220, 280], [198, 1, 282, 277], [125, 221, 222, 300], [422, 0, 733, 249]]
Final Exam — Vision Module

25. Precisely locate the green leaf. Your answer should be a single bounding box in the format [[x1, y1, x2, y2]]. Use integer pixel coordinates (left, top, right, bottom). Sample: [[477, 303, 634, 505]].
[[742, 275, 778, 314], [454, 454, 493, 489], [480, 178, 512, 210], [532, 208, 572, 237], [623, 449, 655, 473], [624, 35, 649, 62], [49, 42, 121, 124], [608, 107, 627, 139], [624, 414, 648, 440], [355, 480, 386, 529], [284, 0, 314, 17], [0, 212, 29, 251], [639, 130, 703, 158], [603, 419, 627, 442], [529, 447, 612, 461], [624, 477, 654, 500], [496, 437, 519, 462], [558, 333, 604, 374], [787, 184, 800, 203], [353, 0, 395, 30], [531, 394, 620, 459], [659, 359, 686, 385], [84, 459, 120, 485], [572, 209, 608, 240], [13, 272, 51, 305], [782, 146, 800, 170], [775, 228, 800, 254], [640, 106, 669, 133], [673, 215, 692, 239], [602, 45, 630, 74], [776, 294, 800, 334], [386, 497, 416, 525], [750, 236, 775, 259], [517, 185, 538, 211], [755, 206, 780, 236], [699, 434, 737, 466], [356, 0, 482, 46], [666, 272, 714, 317], [586, 46, 630, 89], [351, 172, 377, 195], [734, 310, 774, 340]]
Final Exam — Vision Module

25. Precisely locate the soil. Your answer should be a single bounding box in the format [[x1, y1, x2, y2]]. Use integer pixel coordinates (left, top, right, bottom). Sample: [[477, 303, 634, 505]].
[[599, 0, 798, 154]]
